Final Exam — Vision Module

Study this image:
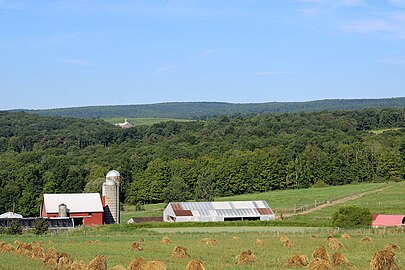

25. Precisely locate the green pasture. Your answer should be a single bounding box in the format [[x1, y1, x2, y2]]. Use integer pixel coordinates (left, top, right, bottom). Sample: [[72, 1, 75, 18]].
[[103, 117, 193, 126], [1, 228, 405, 269], [288, 181, 405, 225], [120, 182, 387, 223], [369, 127, 403, 134]]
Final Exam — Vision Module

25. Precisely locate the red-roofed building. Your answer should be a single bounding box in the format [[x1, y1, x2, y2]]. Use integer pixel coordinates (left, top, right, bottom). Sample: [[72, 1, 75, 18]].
[[372, 214, 405, 227]]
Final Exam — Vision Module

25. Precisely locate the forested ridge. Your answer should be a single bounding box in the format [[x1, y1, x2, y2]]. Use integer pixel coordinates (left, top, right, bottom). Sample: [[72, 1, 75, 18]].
[[0, 108, 404, 216], [22, 97, 405, 119]]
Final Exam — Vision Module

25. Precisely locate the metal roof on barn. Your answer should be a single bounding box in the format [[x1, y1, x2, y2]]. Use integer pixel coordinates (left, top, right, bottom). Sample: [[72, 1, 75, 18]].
[[42, 193, 104, 214], [167, 200, 273, 217]]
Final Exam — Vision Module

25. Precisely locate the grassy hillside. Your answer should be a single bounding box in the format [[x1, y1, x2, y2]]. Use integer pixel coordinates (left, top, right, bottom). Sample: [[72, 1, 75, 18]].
[[120, 182, 387, 223], [103, 117, 193, 126], [22, 97, 405, 119]]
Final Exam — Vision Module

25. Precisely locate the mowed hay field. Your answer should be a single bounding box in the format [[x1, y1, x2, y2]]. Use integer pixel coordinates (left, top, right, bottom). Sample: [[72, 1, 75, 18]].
[[1, 229, 405, 269]]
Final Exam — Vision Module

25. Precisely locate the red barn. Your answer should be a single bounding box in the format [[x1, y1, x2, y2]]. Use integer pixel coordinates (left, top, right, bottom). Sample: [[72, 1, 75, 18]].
[[41, 193, 104, 226], [372, 214, 405, 227]]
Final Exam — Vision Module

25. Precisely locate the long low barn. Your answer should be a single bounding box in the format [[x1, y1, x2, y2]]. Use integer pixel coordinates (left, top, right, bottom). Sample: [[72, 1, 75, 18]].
[[163, 200, 275, 222]]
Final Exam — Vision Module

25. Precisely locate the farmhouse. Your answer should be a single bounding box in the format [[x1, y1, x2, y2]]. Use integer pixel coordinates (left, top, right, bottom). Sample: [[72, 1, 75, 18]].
[[115, 119, 134, 129], [163, 200, 275, 222], [372, 214, 405, 227]]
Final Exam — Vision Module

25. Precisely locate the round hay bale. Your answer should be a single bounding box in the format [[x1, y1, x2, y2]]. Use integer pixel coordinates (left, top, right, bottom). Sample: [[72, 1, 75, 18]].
[[185, 259, 205, 270], [283, 239, 295, 248], [43, 247, 59, 266], [285, 253, 309, 267], [254, 239, 265, 247], [110, 265, 127, 270], [232, 236, 241, 240], [332, 252, 352, 268], [307, 258, 334, 270], [131, 242, 142, 251], [86, 255, 107, 270], [143, 260, 167, 270], [370, 249, 400, 270], [325, 235, 334, 242], [14, 240, 23, 245], [160, 236, 172, 244], [384, 243, 400, 252], [70, 260, 87, 270], [361, 236, 372, 243], [31, 246, 45, 259], [328, 239, 344, 250], [237, 250, 256, 264], [201, 238, 218, 246], [280, 235, 290, 243], [0, 243, 15, 252], [57, 252, 73, 267], [312, 246, 329, 260], [128, 258, 145, 270], [341, 233, 351, 239], [171, 246, 190, 258]]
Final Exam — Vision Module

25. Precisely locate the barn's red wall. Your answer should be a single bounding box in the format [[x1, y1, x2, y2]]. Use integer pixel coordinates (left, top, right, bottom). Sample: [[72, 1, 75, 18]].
[[42, 211, 103, 225]]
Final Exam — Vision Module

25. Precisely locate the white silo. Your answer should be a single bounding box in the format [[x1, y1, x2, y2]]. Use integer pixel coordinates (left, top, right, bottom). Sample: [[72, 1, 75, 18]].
[[102, 170, 121, 224]]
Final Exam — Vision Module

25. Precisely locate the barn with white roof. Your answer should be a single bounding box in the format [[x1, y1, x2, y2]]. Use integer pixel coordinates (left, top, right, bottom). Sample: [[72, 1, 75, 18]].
[[163, 200, 275, 222], [40, 193, 104, 226]]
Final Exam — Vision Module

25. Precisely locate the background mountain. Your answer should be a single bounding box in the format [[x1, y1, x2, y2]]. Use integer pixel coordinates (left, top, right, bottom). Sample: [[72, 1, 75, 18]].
[[20, 97, 405, 119]]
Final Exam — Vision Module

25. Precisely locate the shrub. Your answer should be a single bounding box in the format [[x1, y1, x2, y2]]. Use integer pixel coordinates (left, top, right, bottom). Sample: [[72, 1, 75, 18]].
[[7, 220, 23, 235], [135, 202, 145, 211], [332, 206, 372, 227], [33, 219, 49, 235]]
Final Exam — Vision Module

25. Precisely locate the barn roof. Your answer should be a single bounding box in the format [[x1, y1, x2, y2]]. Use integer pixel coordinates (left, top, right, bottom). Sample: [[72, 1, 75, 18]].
[[42, 193, 104, 213], [372, 214, 405, 227], [166, 200, 273, 217], [0, 212, 23, 219]]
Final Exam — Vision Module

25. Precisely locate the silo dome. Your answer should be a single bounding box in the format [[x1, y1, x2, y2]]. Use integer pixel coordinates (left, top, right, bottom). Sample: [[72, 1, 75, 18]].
[[106, 170, 120, 178]]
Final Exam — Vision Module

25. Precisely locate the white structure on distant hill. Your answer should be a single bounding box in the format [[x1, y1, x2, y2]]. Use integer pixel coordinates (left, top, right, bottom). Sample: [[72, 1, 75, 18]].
[[163, 200, 275, 222], [115, 119, 134, 129]]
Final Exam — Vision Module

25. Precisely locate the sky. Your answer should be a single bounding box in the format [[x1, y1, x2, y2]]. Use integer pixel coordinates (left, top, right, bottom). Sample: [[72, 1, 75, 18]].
[[0, 0, 404, 110]]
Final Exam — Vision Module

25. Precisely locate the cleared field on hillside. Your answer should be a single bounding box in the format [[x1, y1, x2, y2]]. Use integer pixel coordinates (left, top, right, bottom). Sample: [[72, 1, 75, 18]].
[[103, 117, 193, 126], [288, 181, 405, 225], [121, 182, 386, 223], [1, 228, 404, 269], [370, 127, 403, 134]]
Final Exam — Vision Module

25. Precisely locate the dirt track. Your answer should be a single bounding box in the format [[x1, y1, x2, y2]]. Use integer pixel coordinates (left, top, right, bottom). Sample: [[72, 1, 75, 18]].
[[282, 186, 388, 218]]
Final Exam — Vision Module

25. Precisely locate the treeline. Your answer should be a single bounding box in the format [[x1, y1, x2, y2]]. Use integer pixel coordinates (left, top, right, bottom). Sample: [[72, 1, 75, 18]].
[[22, 97, 405, 119], [0, 108, 404, 216]]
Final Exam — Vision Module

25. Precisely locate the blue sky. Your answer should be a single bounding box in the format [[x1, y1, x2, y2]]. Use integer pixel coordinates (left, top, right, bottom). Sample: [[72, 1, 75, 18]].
[[0, 0, 404, 110]]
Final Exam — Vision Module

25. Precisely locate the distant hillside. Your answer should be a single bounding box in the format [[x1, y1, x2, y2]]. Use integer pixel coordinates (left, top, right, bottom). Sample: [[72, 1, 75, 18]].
[[22, 97, 405, 119]]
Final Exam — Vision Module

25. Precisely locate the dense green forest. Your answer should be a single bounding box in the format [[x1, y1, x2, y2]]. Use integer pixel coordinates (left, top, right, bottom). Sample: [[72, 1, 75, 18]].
[[0, 108, 404, 216], [21, 97, 405, 119]]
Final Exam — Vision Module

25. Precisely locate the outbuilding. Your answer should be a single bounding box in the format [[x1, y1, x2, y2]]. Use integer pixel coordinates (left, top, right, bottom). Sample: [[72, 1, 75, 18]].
[[163, 200, 275, 222], [372, 214, 405, 227], [40, 193, 104, 226]]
